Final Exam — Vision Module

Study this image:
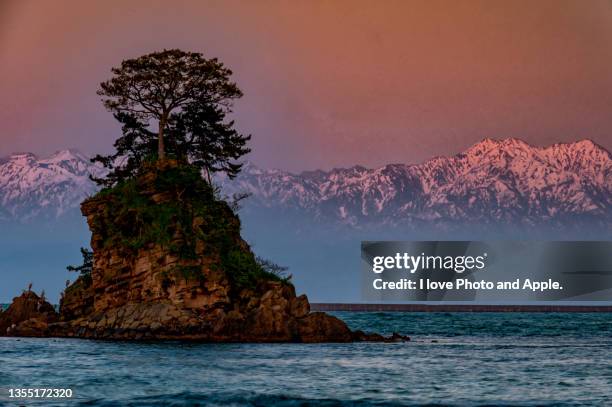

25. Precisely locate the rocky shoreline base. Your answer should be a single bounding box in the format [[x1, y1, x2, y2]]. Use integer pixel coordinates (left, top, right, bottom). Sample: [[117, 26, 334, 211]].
[[0, 291, 409, 343]]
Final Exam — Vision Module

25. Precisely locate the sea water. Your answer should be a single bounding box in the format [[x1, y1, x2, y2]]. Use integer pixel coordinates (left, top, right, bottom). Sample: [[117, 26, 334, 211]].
[[0, 312, 611, 406]]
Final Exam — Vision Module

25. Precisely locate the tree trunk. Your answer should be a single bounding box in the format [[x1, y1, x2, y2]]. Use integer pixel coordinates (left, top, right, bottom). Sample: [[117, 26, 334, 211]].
[[158, 114, 167, 161]]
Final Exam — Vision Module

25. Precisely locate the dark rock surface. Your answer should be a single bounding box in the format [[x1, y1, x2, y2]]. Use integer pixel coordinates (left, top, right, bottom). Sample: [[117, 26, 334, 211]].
[[0, 291, 58, 337]]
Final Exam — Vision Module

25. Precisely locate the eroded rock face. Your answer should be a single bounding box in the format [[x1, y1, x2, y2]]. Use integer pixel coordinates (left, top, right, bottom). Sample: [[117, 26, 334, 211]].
[[0, 291, 58, 337], [54, 164, 370, 342], [50, 281, 356, 342], [60, 276, 94, 321], [4, 163, 406, 343]]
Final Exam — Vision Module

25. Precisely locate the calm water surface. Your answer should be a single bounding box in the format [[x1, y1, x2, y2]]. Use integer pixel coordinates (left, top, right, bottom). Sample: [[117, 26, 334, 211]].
[[1, 312, 611, 406]]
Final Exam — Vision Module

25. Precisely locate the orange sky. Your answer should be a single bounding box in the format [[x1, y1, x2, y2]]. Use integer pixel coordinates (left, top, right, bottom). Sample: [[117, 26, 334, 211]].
[[1, 0, 612, 170]]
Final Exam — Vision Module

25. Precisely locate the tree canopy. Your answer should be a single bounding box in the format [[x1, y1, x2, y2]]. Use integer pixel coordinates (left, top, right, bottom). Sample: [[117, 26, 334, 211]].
[[94, 49, 250, 186]]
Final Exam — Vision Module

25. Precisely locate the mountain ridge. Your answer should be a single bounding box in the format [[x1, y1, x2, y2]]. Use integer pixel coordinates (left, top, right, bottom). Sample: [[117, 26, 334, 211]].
[[0, 149, 106, 221], [1, 139, 610, 231], [224, 138, 611, 231]]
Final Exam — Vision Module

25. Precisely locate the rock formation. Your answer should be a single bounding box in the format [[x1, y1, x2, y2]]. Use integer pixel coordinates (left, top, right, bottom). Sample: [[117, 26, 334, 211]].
[[0, 291, 58, 337], [2, 161, 405, 342]]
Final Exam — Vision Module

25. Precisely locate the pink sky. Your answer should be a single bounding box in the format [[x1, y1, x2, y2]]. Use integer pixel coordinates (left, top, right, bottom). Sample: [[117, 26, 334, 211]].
[[1, 0, 611, 171]]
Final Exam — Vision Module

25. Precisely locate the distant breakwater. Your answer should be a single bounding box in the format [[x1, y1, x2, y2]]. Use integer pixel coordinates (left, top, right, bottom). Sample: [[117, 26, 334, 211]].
[[311, 303, 612, 312]]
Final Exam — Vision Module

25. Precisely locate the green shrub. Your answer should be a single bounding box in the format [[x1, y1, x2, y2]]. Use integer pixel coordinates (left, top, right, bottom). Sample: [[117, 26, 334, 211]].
[[89, 164, 283, 290]]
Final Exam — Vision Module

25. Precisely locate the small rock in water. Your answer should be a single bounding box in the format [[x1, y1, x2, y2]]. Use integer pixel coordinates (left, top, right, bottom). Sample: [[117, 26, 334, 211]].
[[387, 332, 411, 343]]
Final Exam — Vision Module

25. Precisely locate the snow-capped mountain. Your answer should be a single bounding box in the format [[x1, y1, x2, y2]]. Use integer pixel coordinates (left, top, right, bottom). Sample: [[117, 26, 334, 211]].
[[0, 139, 610, 232], [223, 138, 612, 230], [0, 149, 105, 221]]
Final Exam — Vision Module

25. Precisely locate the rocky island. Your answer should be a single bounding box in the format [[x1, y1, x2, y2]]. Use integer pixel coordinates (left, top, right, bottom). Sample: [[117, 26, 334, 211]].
[[0, 49, 408, 343], [1, 162, 404, 343]]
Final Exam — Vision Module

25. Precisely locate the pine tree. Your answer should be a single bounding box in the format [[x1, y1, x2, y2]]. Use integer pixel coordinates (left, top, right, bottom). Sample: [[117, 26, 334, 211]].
[[67, 247, 93, 279], [94, 49, 250, 186]]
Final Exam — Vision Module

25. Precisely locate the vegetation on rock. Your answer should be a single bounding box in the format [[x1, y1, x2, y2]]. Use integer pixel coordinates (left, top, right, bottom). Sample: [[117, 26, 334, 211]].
[[66, 247, 93, 286], [85, 161, 284, 290]]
